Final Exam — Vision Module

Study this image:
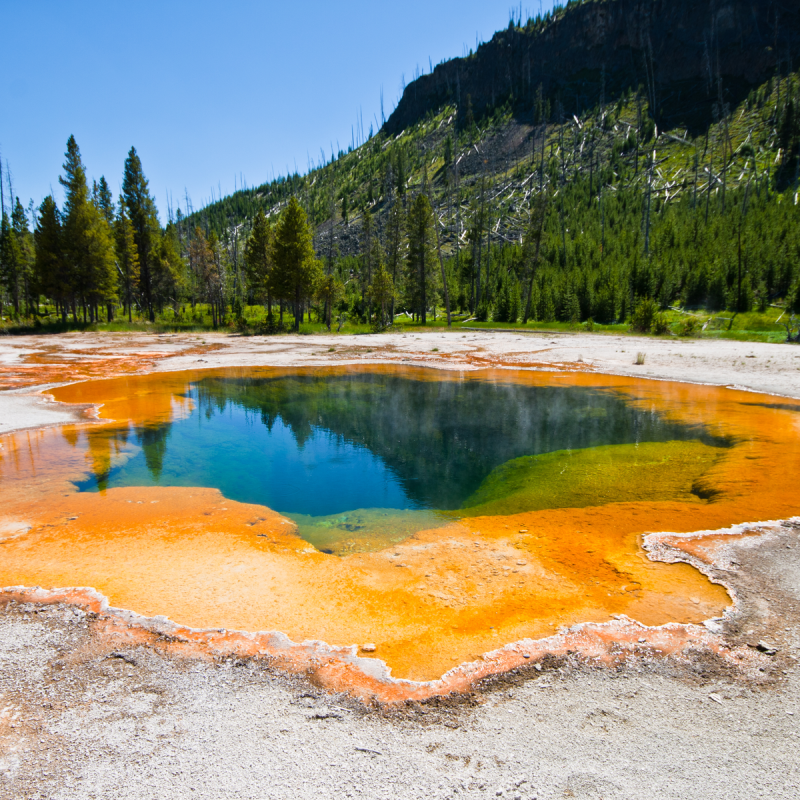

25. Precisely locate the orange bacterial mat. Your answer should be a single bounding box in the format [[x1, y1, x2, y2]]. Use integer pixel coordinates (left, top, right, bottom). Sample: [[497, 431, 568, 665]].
[[1, 366, 799, 687]]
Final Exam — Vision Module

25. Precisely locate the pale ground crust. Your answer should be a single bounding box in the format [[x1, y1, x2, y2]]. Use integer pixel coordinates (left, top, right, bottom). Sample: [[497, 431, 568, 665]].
[[1, 330, 799, 799]]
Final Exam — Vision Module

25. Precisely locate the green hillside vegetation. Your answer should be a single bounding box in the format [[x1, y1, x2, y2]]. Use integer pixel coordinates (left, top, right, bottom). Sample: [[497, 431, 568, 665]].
[[1, 3, 799, 342]]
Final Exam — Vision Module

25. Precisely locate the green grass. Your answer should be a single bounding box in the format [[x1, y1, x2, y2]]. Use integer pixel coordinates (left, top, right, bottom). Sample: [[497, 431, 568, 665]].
[[2, 303, 797, 345]]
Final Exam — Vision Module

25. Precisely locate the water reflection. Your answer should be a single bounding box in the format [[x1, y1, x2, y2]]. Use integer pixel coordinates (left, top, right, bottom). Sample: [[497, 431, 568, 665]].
[[77, 373, 726, 518]]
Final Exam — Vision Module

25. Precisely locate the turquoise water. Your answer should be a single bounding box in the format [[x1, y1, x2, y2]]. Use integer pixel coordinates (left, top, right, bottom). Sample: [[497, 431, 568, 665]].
[[77, 371, 725, 552]]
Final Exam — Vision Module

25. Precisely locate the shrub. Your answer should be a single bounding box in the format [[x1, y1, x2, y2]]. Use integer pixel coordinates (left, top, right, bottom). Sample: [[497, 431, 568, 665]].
[[630, 297, 657, 332], [651, 312, 671, 335], [678, 316, 702, 336]]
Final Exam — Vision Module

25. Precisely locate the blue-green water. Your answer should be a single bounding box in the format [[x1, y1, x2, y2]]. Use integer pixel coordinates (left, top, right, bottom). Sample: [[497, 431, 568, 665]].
[[76, 372, 726, 552]]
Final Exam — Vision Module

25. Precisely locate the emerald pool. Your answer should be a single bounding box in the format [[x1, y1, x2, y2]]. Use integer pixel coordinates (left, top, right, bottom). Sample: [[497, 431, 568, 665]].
[[77, 371, 728, 553]]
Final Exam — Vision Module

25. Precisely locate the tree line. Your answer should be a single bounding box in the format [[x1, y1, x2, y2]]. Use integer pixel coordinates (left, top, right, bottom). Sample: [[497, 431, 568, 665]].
[[0, 133, 457, 332], [0, 136, 183, 325]]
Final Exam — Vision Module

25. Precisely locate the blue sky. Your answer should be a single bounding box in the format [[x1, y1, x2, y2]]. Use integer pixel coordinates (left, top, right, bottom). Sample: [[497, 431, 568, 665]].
[[1, 1, 555, 221]]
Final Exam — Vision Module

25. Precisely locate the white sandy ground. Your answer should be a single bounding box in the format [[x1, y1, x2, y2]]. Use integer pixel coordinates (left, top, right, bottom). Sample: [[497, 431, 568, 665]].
[[1, 329, 799, 799], [0, 386, 84, 436], [1, 329, 800, 435]]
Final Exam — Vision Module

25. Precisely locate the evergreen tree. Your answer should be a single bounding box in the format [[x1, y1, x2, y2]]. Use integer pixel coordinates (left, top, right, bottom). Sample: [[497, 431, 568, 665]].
[[11, 198, 35, 316], [385, 199, 405, 319], [34, 196, 68, 323], [122, 147, 161, 321], [521, 193, 547, 322], [395, 149, 407, 197], [155, 223, 184, 317], [93, 176, 115, 225], [188, 227, 218, 326], [0, 212, 22, 316], [315, 272, 344, 331], [115, 200, 140, 322], [59, 136, 116, 322], [405, 194, 438, 324], [443, 135, 453, 171], [360, 207, 375, 319], [273, 196, 320, 331], [367, 261, 395, 329], [244, 209, 275, 318]]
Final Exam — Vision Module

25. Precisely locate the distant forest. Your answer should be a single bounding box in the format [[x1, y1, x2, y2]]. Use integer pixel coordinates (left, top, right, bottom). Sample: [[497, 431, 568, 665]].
[[1, 0, 799, 336]]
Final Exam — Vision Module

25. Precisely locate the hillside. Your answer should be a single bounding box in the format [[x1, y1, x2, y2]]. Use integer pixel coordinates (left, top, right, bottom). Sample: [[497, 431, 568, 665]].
[[184, 0, 800, 332], [386, 0, 800, 134]]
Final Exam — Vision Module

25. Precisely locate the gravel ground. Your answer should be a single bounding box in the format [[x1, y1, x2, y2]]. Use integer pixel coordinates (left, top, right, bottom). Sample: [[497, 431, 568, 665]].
[[1, 330, 799, 799], [0, 523, 798, 799]]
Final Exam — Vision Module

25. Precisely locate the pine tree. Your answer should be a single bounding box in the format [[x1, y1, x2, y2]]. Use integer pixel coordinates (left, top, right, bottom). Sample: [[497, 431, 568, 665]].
[[315, 272, 344, 332], [94, 176, 115, 225], [59, 136, 117, 322], [115, 200, 140, 322], [385, 200, 405, 319], [0, 212, 22, 316], [395, 149, 407, 197], [461, 94, 475, 134], [188, 227, 218, 326], [443, 135, 453, 171], [244, 209, 275, 318], [367, 261, 395, 329], [206, 230, 226, 328], [155, 223, 184, 317], [273, 196, 320, 331], [405, 193, 438, 324], [34, 196, 68, 323], [122, 147, 161, 321], [521, 193, 547, 322], [360, 207, 374, 319], [11, 198, 35, 316], [493, 271, 511, 322]]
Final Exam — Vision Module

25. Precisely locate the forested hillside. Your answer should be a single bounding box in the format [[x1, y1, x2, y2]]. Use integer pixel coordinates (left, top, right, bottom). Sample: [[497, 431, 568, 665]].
[[2, 0, 799, 337]]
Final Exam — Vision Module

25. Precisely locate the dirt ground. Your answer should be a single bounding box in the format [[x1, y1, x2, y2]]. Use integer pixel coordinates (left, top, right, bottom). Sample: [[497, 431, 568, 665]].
[[1, 329, 799, 799]]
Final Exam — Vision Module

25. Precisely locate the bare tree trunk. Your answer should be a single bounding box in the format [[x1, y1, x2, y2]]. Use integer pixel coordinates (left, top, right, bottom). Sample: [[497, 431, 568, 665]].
[[433, 202, 451, 326], [420, 244, 427, 326], [523, 197, 547, 324]]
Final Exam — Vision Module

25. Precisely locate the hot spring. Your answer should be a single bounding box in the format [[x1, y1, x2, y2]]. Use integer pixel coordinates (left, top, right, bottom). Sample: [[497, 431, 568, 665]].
[[2, 365, 799, 682], [75, 370, 729, 554]]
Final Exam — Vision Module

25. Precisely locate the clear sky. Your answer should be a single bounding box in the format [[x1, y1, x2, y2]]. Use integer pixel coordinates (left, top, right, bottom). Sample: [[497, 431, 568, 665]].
[[1, 0, 555, 221]]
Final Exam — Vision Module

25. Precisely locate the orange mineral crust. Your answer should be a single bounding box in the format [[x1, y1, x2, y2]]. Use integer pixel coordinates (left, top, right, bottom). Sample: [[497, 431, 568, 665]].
[[1, 366, 799, 687]]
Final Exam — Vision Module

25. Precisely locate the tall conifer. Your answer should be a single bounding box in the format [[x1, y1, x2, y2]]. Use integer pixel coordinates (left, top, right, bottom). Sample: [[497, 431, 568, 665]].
[[273, 196, 320, 331], [34, 196, 68, 322], [0, 212, 22, 315], [122, 147, 161, 321], [385, 200, 405, 320], [405, 194, 438, 324], [94, 176, 115, 225], [244, 209, 275, 317], [11, 198, 35, 316], [115, 200, 140, 322], [59, 136, 116, 322]]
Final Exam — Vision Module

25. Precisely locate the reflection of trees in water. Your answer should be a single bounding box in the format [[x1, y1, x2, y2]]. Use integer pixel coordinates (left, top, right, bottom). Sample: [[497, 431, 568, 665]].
[[190, 375, 724, 510], [137, 422, 172, 481], [72, 425, 133, 491]]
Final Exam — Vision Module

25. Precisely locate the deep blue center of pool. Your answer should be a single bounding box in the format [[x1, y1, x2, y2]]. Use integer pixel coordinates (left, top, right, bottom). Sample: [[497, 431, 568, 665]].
[[77, 372, 724, 518]]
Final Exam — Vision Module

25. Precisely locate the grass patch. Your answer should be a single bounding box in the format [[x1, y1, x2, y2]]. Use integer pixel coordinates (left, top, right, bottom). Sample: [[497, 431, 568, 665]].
[[2, 305, 797, 345]]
